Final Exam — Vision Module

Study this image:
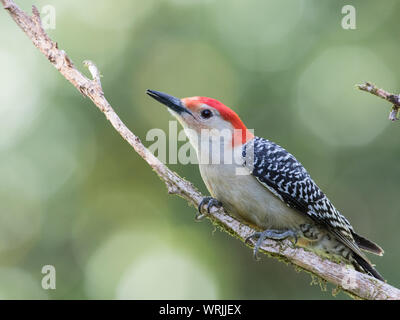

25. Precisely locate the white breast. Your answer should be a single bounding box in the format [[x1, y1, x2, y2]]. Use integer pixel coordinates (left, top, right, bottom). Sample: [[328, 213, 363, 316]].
[[198, 149, 310, 230]]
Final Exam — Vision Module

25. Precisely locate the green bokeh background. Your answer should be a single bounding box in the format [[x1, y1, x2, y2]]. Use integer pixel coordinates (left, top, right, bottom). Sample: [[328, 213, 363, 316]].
[[1, 0, 399, 299]]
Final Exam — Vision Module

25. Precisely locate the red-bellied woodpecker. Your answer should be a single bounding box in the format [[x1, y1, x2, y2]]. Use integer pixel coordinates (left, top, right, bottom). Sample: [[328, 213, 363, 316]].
[[146, 89, 384, 281]]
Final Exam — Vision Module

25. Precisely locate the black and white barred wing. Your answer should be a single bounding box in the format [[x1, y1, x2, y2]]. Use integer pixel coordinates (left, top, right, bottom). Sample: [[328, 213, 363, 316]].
[[242, 137, 387, 280], [242, 137, 365, 255]]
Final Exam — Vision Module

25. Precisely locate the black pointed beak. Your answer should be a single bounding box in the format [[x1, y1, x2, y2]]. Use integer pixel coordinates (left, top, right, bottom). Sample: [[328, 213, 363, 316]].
[[146, 89, 193, 116]]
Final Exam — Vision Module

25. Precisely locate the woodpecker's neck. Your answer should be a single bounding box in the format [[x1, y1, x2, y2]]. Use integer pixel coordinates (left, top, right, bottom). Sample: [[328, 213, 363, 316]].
[[231, 127, 254, 147], [182, 125, 254, 166]]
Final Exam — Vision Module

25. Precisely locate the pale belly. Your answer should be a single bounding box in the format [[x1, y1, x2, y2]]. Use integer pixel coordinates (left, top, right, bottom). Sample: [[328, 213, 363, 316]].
[[199, 163, 354, 264], [199, 163, 311, 230]]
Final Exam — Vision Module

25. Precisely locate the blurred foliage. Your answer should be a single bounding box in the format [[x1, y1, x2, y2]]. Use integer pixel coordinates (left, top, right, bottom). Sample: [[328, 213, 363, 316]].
[[0, 0, 400, 299]]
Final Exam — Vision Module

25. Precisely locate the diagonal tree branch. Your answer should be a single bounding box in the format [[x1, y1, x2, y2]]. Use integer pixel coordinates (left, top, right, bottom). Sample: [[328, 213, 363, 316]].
[[2, 0, 400, 300], [357, 82, 400, 121]]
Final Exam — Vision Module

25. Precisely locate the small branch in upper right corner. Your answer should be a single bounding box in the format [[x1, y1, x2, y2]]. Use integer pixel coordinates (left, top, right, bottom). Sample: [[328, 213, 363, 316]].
[[357, 82, 400, 121]]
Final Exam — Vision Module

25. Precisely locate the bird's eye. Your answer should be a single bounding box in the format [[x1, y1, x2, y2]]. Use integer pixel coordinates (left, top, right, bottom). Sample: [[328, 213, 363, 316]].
[[200, 109, 213, 119]]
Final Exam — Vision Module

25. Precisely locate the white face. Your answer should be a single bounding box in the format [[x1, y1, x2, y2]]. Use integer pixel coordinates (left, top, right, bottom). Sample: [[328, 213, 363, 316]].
[[147, 90, 253, 165], [169, 103, 235, 155]]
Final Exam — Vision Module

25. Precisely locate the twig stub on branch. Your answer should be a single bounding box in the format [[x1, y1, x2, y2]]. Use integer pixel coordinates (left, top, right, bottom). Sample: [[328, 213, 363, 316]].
[[357, 82, 400, 121]]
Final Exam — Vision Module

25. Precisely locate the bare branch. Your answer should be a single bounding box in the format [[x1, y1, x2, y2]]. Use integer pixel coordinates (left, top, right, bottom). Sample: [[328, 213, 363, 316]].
[[357, 82, 400, 121], [2, 0, 400, 300]]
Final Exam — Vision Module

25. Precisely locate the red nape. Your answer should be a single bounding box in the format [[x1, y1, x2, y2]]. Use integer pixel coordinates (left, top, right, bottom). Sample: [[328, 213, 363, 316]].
[[183, 96, 254, 146]]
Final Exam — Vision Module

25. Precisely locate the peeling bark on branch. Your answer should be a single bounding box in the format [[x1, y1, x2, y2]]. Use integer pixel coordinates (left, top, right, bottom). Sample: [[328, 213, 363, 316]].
[[2, 0, 400, 300]]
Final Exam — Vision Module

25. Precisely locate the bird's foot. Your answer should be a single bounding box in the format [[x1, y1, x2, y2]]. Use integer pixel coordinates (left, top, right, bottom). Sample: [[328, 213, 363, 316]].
[[196, 196, 222, 221], [245, 229, 298, 260]]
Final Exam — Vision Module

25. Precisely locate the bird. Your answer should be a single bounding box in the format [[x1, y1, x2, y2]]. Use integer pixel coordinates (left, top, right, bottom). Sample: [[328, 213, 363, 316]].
[[146, 89, 384, 281]]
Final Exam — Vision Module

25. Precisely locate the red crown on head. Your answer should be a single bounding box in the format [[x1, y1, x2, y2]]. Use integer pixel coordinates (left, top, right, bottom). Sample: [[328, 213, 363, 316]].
[[182, 96, 254, 146]]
